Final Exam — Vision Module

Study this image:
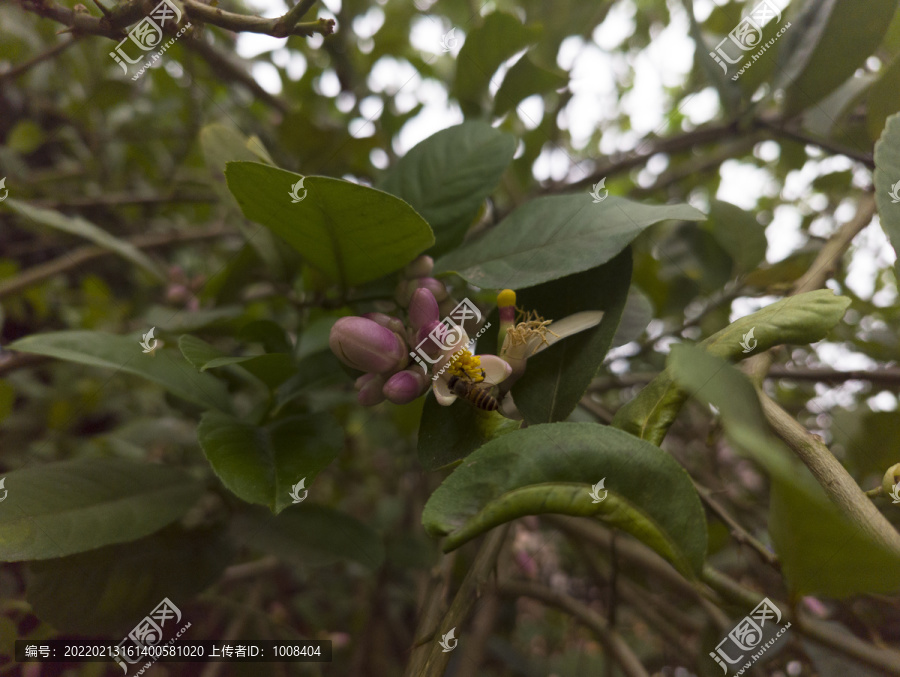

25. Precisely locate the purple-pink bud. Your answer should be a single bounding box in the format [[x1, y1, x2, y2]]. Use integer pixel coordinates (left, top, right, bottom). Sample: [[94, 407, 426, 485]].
[[408, 288, 440, 332], [415, 320, 444, 358], [394, 279, 413, 307], [362, 312, 406, 336], [330, 316, 407, 373], [415, 277, 448, 302], [382, 368, 429, 404], [402, 255, 434, 279], [355, 373, 386, 406]]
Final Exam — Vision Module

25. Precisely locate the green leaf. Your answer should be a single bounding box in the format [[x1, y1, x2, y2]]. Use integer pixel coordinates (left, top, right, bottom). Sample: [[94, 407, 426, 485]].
[[199, 123, 288, 278], [231, 505, 385, 571], [613, 290, 850, 445], [178, 335, 294, 389], [435, 194, 705, 289], [513, 249, 631, 423], [2, 199, 164, 281], [778, 0, 898, 116], [668, 345, 900, 597], [423, 422, 707, 577], [225, 161, 434, 288], [10, 330, 232, 412], [26, 526, 229, 634], [0, 459, 204, 561], [417, 393, 520, 471], [197, 411, 342, 514], [493, 54, 568, 117], [612, 287, 654, 348], [453, 13, 542, 116], [874, 112, 900, 282], [705, 200, 767, 273], [378, 121, 516, 256], [239, 319, 293, 354]]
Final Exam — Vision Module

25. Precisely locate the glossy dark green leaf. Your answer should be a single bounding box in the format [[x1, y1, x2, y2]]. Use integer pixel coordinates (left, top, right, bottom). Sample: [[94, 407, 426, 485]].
[[435, 194, 704, 289], [778, 0, 897, 115], [874, 112, 900, 282], [453, 13, 542, 116], [423, 422, 707, 576], [9, 330, 231, 412], [668, 345, 900, 597], [26, 526, 229, 634], [378, 121, 516, 256], [231, 505, 385, 571], [417, 393, 521, 471], [493, 54, 567, 117], [225, 162, 434, 288], [613, 290, 850, 444], [513, 249, 631, 423], [0, 459, 204, 561], [197, 411, 342, 514]]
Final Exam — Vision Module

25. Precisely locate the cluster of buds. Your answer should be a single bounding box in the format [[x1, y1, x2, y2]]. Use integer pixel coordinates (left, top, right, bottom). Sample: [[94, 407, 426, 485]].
[[329, 256, 451, 406], [328, 255, 605, 416]]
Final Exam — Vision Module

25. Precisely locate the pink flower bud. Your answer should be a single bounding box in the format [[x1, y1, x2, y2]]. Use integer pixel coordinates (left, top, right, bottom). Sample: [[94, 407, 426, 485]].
[[382, 368, 429, 404], [362, 312, 406, 336], [394, 279, 413, 307], [330, 317, 407, 374], [402, 255, 434, 279], [415, 277, 448, 302], [408, 288, 440, 332], [355, 373, 386, 406]]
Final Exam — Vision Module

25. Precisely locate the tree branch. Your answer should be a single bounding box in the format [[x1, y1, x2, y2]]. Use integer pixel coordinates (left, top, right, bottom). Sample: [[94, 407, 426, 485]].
[[0, 224, 234, 301], [15, 0, 335, 39], [404, 526, 509, 677], [498, 580, 650, 677], [0, 37, 80, 80]]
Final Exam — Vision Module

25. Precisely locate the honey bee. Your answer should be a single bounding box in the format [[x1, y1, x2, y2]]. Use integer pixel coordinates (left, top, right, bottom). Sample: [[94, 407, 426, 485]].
[[447, 373, 500, 411]]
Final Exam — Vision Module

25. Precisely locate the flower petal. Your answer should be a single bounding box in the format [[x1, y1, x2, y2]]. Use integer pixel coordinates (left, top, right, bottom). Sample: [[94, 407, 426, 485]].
[[479, 355, 512, 385], [527, 311, 605, 356], [433, 377, 457, 405]]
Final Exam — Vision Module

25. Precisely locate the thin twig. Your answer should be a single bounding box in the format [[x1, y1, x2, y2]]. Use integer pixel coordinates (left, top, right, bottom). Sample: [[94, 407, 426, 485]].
[[0, 37, 80, 80], [693, 481, 780, 569], [0, 224, 234, 301], [497, 580, 650, 677]]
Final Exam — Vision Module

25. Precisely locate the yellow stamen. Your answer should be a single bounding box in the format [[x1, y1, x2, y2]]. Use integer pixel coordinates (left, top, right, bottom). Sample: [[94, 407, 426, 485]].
[[447, 350, 485, 382]]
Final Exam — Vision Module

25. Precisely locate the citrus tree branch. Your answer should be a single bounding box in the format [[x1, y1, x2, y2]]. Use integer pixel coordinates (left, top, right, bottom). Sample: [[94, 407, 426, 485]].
[[497, 580, 651, 677]]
